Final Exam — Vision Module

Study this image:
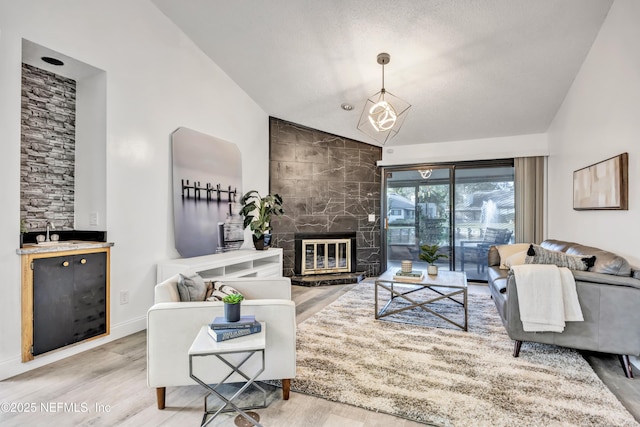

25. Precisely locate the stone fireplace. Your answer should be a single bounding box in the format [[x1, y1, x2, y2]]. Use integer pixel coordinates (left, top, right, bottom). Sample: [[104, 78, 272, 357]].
[[268, 117, 383, 281], [294, 232, 357, 275]]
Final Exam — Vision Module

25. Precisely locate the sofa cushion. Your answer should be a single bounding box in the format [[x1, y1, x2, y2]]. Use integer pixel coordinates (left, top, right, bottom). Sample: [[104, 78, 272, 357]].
[[488, 246, 501, 267], [505, 251, 528, 268], [496, 244, 530, 269], [525, 244, 595, 271], [206, 281, 242, 301], [542, 239, 631, 277], [177, 273, 207, 301], [487, 267, 508, 293], [566, 246, 631, 276], [540, 239, 574, 253]]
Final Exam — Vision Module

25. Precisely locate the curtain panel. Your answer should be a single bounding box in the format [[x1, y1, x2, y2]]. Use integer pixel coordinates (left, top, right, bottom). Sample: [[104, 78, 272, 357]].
[[514, 156, 545, 244]]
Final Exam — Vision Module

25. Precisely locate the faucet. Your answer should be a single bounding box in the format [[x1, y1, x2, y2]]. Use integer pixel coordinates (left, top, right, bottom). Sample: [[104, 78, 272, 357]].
[[45, 221, 55, 242]]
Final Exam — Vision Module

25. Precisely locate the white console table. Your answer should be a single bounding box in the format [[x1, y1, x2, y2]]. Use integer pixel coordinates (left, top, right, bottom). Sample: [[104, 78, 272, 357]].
[[157, 248, 283, 282]]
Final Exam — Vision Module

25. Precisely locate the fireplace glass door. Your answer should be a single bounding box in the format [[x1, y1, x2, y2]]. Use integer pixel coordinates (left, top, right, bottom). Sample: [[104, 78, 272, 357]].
[[302, 239, 351, 275]]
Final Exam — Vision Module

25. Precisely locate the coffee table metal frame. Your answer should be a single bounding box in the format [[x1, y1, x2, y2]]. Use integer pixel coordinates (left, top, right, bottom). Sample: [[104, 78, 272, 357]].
[[188, 324, 267, 427], [375, 270, 468, 331]]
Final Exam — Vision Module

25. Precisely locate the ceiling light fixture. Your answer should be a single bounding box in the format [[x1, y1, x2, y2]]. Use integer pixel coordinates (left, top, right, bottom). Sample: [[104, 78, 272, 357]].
[[419, 169, 433, 179], [357, 52, 411, 145], [41, 56, 64, 66]]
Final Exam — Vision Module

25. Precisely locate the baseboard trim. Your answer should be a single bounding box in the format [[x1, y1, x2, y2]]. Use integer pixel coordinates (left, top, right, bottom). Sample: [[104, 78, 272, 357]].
[[0, 315, 146, 381]]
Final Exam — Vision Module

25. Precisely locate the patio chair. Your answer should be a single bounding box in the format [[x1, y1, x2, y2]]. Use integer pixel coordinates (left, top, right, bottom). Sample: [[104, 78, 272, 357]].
[[460, 228, 513, 273]]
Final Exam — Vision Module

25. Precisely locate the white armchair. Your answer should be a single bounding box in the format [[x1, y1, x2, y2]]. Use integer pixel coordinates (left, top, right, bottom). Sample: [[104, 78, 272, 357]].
[[147, 275, 296, 409]]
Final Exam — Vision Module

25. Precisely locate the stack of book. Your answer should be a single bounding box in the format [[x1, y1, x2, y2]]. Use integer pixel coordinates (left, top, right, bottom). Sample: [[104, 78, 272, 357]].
[[393, 269, 425, 283], [207, 315, 262, 342]]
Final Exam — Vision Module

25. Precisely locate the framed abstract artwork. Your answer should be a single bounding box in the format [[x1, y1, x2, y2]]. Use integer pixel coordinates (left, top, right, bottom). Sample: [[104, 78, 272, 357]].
[[573, 153, 628, 210], [171, 127, 243, 257]]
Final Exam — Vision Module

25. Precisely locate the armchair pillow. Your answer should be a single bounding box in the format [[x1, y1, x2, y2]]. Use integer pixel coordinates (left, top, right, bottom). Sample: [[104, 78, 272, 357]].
[[525, 244, 596, 271], [206, 281, 242, 301], [177, 273, 207, 301]]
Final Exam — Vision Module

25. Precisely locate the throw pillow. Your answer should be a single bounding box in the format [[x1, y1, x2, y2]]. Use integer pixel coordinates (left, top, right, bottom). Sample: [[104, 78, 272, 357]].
[[204, 281, 214, 300], [177, 273, 207, 302], [525, 244, 596, 271], [496, 243, 530, 269], [206, 281, 242, 301], [504, 250, 527, 268]]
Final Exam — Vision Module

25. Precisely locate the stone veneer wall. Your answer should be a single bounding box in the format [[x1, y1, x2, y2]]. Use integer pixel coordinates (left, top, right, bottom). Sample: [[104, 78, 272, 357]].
[[269, 117, 382, 277], [20, 64, 76, 231]]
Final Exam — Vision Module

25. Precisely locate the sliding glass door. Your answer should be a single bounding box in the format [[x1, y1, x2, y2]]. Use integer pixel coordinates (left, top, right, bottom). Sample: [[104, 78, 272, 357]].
[[384, 167, 452, 273], [453, 166, 515, 280], [382, 161, 514, 281]]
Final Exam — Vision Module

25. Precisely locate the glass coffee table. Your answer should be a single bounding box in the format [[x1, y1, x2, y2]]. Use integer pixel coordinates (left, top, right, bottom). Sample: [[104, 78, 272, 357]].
[[375, 269, 468, 331]]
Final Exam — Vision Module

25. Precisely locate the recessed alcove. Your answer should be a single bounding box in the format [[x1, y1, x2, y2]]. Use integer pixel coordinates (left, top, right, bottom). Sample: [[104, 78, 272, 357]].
[[20, 39, 107, 234]]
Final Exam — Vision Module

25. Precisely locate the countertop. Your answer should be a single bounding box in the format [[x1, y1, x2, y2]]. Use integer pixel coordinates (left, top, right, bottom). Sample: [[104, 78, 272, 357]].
[[17, 241, 114, 255]]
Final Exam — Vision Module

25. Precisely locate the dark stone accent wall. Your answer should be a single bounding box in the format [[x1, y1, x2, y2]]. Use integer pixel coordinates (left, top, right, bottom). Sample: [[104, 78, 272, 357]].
[[20, 64, 76, 231], [268, 117, 382, 277]]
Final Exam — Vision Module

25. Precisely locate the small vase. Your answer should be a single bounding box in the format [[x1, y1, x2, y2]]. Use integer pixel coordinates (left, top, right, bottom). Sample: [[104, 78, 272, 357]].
[[427, 265, 438, 275], [401, 260, 413, 273], [224, 302, 241, 322]]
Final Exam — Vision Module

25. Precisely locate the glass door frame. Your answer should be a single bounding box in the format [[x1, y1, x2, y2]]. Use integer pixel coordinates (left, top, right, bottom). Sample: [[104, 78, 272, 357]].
[[380, 159, 515, 275], [381, 164, 455, 273]]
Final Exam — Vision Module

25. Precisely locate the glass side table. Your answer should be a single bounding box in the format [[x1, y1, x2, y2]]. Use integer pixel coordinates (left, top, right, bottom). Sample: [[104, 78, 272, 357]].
[[188, 323, 267, 427]]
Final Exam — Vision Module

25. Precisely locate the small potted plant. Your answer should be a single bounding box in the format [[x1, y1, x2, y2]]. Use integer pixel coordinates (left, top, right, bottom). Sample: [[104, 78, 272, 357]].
[[239, 190, 284, 250], [419, 243, 448, 275], [222, 292, 244, 322]]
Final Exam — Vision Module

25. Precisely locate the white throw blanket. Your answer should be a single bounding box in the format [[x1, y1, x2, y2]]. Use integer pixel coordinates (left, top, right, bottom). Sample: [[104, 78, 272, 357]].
[[510, 264, 583, 332]]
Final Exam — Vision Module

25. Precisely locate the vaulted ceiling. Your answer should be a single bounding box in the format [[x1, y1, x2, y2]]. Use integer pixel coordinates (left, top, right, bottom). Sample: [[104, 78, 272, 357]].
[[152, 0, 613, 147]]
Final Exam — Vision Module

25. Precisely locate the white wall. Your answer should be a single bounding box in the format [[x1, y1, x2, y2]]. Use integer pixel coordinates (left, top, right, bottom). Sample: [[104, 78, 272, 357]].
[[379, 133, 549, 166], [0, 0, 269, 379], [547, 0, 640, 267], [75, 71, 107, 230]]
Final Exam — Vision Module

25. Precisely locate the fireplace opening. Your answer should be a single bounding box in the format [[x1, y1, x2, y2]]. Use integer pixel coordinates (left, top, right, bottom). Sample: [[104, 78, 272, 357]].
[[294, 232, 357, 275]]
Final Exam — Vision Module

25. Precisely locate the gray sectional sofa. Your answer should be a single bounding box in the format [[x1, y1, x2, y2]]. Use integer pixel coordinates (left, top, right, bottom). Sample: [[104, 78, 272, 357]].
[[487, 239, 640, 378]]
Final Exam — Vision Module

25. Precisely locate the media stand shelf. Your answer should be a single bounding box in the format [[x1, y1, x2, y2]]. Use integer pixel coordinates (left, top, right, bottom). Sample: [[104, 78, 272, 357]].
[[156, 248, 283, 282]]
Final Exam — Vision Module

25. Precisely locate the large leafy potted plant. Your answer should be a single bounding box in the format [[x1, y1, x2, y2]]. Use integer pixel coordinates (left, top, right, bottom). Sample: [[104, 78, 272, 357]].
[[239, 190, 284, 250], [419, 243, 448, 275]]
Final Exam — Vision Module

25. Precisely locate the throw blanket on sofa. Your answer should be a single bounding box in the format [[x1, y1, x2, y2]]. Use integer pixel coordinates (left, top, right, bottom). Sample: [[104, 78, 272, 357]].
[[511, 264, 583, 332]]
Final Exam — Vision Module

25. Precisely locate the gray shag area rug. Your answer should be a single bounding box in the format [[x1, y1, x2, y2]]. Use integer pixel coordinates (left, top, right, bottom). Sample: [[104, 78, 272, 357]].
[[290, 281, 638, 427]]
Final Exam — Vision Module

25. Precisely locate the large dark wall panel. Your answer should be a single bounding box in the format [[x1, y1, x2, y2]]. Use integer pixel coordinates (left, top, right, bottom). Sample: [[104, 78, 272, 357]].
[[269, 117, 382, 277]]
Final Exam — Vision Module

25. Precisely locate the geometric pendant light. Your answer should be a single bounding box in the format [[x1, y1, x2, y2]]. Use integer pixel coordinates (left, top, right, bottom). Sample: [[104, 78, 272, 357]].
[[357, 53, 411, 145]]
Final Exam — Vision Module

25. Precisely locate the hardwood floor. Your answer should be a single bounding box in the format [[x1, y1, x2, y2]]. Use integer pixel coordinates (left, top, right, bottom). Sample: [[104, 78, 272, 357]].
[[1, 282, 638, 426]]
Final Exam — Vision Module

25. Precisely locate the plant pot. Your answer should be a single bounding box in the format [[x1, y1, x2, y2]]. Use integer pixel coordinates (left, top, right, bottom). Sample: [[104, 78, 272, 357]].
[[427, 265, 438, 275], [224, 302, 241, 322], [252, 234, 271, 250]]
